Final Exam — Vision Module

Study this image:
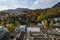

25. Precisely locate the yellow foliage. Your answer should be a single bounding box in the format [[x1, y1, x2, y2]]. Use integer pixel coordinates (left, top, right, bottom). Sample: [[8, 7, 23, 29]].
[[8, 23, 15, 31], [42, 20, 48, 28], [0, 21, 5, 27], [49, 21, 54, 28]]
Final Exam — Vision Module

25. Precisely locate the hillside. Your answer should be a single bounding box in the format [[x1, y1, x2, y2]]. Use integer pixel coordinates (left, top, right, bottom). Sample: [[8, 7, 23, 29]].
[[52, 2, 60, 8]]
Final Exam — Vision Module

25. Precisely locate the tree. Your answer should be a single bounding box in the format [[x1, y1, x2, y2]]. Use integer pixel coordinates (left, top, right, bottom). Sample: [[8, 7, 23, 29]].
[[37, 13, 45, 22], [49, 21, 54, 28], [42, 20, 48, 28], [0, 21, 6, 27], [8, 23, 15, 31]]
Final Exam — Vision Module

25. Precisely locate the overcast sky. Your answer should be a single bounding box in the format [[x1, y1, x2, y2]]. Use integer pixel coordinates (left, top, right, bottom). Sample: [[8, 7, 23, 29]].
[[0, 0, 60, 10]]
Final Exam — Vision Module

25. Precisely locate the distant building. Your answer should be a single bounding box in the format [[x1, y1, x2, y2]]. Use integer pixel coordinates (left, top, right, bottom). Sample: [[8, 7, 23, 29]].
[[54, 22, 60, 28], [37, 23, 42, 28], [54, 17, 60, 22], [0, 13, 7, 21]]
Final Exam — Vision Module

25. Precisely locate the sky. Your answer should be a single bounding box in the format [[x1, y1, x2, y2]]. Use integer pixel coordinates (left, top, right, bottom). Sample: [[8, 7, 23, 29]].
[[0, 0, 60, 10]]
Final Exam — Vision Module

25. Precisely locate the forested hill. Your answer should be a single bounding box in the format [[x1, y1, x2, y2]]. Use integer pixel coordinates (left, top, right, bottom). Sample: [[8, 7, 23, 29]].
[[0, 2, 60, 24]]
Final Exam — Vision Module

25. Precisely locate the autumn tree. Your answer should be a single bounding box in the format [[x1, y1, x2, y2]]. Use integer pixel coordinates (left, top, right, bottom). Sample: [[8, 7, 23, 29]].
[[49, 20, 54, 28], [42, 20, 48, 28], [8, 23, 15, 31], [0, 21, 6, 27], [37, 13, 45, 22]]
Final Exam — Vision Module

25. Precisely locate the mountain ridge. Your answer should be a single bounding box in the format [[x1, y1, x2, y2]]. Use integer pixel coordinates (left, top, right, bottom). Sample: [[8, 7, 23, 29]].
[[52, 2, 60, 8], [1, 2, 60, 13], [1, 8, 31, 13]]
